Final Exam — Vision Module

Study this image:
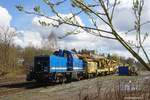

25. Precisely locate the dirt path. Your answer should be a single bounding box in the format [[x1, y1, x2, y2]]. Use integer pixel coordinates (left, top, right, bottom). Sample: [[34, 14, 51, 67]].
[[0, 72, 150, 100], [0, 75, 26, 84]]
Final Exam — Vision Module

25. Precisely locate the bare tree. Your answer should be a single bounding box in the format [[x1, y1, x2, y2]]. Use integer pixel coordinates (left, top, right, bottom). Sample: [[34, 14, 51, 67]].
[[16, 0, 150, 70], [42, 31, 58, 50], [0, 26, 17, 73], [132, 0, 150, 63]]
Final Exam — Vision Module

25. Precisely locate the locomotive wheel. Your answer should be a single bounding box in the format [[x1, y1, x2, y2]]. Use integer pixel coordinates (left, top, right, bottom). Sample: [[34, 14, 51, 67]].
[[77, 74, 81, 81], [88, 74, 92, 79], [66, 73, 72, 83], [93, 73, 97, 77], [101, 72, 105, 76], [59, 76, 66, 83], [26, 74, 32, 81]]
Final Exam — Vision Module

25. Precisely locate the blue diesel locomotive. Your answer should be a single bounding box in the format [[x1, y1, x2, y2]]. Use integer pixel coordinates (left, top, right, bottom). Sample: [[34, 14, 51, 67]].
[[26, 50, 85, 82]]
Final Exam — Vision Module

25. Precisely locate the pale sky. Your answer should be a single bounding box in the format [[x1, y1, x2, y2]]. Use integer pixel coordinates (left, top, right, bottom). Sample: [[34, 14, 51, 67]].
[[0, 0, 150, 59]]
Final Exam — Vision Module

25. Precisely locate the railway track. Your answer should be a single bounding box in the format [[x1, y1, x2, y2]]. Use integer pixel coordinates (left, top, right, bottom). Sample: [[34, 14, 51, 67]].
[[0, 71, 149, 97], [0, 75, 98, 96], [0, 77, 82, 96], [0, 80, 59, 96]]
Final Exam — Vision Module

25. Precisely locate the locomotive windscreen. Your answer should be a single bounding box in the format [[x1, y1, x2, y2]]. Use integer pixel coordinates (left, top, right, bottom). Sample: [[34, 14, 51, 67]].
[[34, 56, 49, 72]]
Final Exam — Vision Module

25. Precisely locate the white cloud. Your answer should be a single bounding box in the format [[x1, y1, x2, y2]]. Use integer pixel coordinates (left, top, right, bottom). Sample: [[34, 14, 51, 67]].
[[31, 13, 86, 47], [30, 10, 150, 59], [0, 6, 17, 46], [32, 14, 105, 51], [33, 13, 84, 26], [14, 31, 42, 48], [109, 0, 132, 9], [0, 6, 43, 48], [14, 1, 150, 60], [1, 2, 149, 60], [0, 6, 12, 27]]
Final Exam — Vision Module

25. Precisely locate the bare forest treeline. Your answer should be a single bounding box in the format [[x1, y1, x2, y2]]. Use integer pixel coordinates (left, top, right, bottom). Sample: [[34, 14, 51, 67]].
[[0, 26, 54, 77], [0, 26, 147, 77], [0, 44, 54, 77]]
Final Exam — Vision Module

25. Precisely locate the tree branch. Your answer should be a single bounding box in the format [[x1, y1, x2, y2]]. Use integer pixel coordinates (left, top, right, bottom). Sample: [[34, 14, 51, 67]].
[[22, 10, 113, 34]]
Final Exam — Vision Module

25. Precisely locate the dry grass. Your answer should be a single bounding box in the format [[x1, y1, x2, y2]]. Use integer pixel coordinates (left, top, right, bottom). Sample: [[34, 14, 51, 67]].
[[0, 72, 150, 100], [75, 77, 150, 100], [0, 65, 26, 80]]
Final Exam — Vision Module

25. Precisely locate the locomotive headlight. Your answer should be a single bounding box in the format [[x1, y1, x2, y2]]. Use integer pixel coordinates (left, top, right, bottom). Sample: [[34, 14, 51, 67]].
[[44, 66, 48, 72], [44, 66, 51, 72]]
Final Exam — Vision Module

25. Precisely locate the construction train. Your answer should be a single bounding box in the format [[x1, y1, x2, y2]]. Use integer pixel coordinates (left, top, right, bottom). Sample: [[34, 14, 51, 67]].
[[26, 49, 121, 83]]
